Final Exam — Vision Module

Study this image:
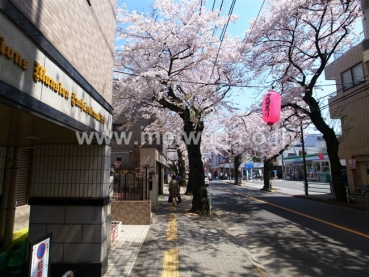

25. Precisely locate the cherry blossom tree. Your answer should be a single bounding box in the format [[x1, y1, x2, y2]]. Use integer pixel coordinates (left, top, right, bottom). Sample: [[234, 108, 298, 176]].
[[216, 107, 302, 189], [244, 0, 362, 201], [114, 0, 243, 213]]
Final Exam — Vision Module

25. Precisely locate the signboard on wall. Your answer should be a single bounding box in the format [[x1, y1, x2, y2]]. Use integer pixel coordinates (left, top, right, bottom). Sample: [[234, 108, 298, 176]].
[[347, 159, 356, 170], [244, 162, 254, 169], [29, 233, 52, 277]]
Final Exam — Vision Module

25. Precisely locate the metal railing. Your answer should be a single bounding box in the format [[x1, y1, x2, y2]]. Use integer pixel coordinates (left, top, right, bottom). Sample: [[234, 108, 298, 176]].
[[346, 187, 369, 207], [333, 32, 364, 60], [303, 182, 333, 194], [111, 171, 146, 201]]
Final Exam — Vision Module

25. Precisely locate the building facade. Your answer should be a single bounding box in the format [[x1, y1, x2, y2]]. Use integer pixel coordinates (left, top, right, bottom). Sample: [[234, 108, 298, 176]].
[[325, 42, 369, 190], [0, 1, 116, 276]]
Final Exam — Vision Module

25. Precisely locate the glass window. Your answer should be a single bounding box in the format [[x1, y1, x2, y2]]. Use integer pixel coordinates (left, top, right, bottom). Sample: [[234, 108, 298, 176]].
[[342, 70, 352, 90], [352, 63, 364, 84], [341, 63, 364, 91]]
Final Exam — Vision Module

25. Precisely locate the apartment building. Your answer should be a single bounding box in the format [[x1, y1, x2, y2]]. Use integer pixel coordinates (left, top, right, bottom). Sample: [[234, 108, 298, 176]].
[[325, 42, 369, 190], [0, 1, 116, 276]]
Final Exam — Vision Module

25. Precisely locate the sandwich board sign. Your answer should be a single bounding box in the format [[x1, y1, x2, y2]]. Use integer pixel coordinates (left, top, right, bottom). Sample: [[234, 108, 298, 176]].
[[29, 233, 52, 277]]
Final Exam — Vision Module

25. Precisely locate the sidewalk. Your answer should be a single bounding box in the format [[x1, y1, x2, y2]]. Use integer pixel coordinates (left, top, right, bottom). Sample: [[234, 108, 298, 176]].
[[233, 179, 369, 211], [238, 179, 333, 199], [105, 184, 267, 277], [104, 180, 368, 277]]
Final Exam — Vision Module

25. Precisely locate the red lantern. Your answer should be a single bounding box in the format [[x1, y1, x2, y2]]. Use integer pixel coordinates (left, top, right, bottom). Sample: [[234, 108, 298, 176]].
[[262, 90, 281, 125]]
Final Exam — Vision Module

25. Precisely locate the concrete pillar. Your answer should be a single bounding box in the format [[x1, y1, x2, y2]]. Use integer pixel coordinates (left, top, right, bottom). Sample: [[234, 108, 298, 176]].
[[28, 144, 111, 277]]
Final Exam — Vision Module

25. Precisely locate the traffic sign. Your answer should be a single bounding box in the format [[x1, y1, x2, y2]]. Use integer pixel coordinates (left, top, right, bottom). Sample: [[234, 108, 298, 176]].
[[29, 233, 52, 277]]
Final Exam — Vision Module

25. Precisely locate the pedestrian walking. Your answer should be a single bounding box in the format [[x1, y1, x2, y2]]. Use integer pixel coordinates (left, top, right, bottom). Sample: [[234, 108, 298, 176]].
[[176, 173, 183, 186], [169, 175, 180, 206]]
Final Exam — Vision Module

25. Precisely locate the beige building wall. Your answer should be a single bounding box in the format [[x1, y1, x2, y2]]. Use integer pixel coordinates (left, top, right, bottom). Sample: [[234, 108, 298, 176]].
[[1, 1, 116, 276], [10, 0, 116, 101], [325, 43, 369, 188]]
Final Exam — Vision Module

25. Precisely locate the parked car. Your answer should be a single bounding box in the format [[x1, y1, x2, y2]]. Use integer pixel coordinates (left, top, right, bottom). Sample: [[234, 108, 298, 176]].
[[205, 176, 210, 186], [205, 172, 212, 181]]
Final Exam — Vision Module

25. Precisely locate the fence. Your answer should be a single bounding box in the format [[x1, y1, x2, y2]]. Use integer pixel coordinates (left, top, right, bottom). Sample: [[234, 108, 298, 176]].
[[304, 182, 333, 194], [111, 171, 147, 201], [346, 187, 369, 207]]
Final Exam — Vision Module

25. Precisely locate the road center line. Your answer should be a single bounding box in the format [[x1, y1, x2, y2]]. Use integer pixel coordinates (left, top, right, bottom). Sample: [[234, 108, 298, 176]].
[[215, 186, 369, 239]]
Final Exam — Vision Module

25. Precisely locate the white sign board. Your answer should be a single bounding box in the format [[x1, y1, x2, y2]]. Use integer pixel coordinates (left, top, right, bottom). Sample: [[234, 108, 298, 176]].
[[347, 159, 356, 170], [29, 235, 51, 277]]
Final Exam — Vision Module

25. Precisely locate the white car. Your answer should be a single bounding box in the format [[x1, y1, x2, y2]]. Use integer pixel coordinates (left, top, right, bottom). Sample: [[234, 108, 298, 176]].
[[205, 176, 210, 186]]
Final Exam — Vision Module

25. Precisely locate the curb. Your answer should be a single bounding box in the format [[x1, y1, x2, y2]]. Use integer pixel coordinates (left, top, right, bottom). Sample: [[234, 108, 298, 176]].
[[225, 181, 369, 212], [292, 194, 369, 212]]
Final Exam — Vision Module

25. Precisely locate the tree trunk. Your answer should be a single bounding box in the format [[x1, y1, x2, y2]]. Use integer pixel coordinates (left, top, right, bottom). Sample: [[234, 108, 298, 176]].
[[233, 154, 242, 185], [183, 120, 208, 214], [303, 94, 346, 202], [262, 159, 273, 191], [177, 148, 186, 187]]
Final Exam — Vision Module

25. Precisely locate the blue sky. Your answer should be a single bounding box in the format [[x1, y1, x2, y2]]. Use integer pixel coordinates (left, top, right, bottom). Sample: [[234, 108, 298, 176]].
[[115, 0, 276, 107], [116, 0, 263, 39]]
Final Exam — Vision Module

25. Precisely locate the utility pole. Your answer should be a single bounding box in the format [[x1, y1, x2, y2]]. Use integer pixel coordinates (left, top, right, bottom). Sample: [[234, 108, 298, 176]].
[[301, 125, 309, 195]]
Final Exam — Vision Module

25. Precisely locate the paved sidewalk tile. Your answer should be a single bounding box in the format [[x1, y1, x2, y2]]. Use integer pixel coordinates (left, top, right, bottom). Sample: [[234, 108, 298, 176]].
[[103, 225, 150, 277], [130, 184, 265, 277]]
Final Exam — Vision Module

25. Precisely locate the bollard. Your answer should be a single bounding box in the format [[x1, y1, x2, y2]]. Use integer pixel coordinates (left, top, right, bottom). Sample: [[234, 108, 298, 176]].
[[207, 192, 212, 215]]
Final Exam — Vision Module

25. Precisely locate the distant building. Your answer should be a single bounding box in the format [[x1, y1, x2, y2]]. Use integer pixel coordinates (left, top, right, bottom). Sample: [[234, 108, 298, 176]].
[[273, 134, 338, 181]]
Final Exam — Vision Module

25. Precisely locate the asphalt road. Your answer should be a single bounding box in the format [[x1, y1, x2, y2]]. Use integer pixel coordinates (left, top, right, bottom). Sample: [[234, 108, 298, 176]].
[[208, 181, 369, 277]]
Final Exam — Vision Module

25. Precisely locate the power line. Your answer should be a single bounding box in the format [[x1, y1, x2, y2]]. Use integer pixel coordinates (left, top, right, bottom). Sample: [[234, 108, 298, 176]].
[[238, 0, 266, 60], [320, 83, 369, 110], [210, 0, 237, 77], [113, 69, 362, 92], [113, 69, 262, 87]]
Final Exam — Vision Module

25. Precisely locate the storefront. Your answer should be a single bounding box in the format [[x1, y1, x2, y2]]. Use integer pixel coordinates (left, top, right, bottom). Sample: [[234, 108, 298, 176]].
[[241, 162, 264, 180], [283, 153, 333, 182]]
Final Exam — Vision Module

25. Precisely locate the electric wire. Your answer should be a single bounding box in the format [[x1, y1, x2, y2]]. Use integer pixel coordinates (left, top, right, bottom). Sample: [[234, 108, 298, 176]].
[[210, 0, 237, 77], [238, 0, 266, 61], [320, 82, 369, 110], [113, 69, 367, 91], [113, 69, 263, 87]]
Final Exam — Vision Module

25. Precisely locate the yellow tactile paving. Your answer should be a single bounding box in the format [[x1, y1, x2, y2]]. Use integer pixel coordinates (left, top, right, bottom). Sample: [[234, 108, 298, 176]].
[[166, 213, 178, 241], [162, 248, 179, 277]]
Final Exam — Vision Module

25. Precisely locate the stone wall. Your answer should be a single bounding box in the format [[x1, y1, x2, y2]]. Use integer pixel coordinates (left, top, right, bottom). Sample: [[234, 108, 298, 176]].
[[111, 201, 151, 225]]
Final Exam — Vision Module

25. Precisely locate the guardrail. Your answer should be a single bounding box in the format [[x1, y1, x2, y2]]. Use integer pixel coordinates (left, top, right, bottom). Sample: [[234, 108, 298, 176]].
[[304, 182, 333, 194], [346, 187, 369, 207]]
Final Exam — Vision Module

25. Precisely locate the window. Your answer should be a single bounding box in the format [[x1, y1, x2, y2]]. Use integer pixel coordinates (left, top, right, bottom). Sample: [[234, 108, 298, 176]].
[[341, 63, 364, 91]]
